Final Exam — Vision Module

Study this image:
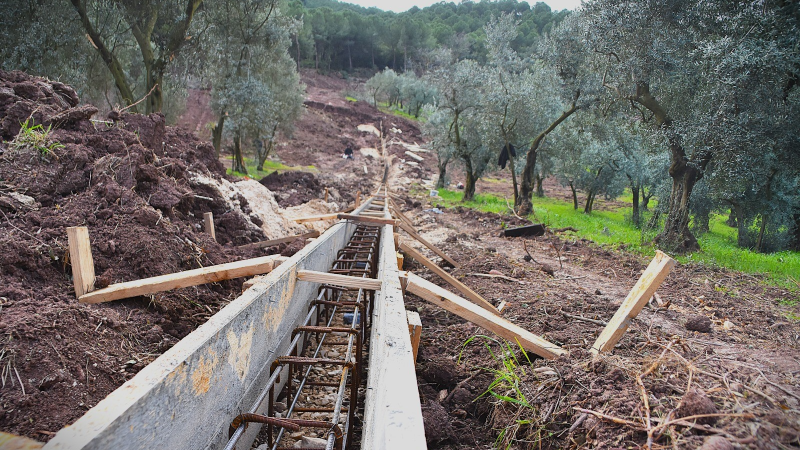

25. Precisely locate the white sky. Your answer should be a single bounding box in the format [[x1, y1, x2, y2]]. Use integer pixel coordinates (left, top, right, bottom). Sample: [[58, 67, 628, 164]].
[[342, 0, 582, 13]]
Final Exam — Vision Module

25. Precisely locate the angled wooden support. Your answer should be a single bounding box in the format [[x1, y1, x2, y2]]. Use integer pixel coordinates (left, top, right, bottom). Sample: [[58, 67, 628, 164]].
[[337, 214, 398, 226], [407, 311, 422, 365], [297, 270, 382, 291], [590, 251, 676, 355], [237, 230, 320, 251], [79, 254, 286, 304], [203, 212, 216, 242], [398, 221, 459, 268], [399, 242, 498, 315], [402, 272, 565, 359], [293, 213, 339, 223], [67, 226, 96, 298]]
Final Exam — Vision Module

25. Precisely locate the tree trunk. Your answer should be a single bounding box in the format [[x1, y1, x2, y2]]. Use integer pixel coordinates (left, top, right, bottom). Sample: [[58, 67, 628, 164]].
[[693, 208, 710, 235], [734, 204, 749, 248], [725, 208, 737, 227], [792, 213, 800, 251], [569, 181, 578, 210], [631, 184, 641, 228], [436, 157, 449, 189], [212, 115, 225, 157], [232, 133, 248, 175], [508, 154, 519, 205], [642, 190, 652, 211], [295, 33, 300, 71], [535, 175, 544, 197], [517, 96, 579, 215], [654, 153, 703, 252], [756, 214, 768, 253], [584, 190, 596, 214], [463, 156, 476, 201]]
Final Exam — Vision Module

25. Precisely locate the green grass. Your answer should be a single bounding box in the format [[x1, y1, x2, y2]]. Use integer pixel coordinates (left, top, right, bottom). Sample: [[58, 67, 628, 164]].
[[431, 188, 800, 290], [345, 96, 358, 102], [376, 102, 426, 122], [224, 155, 317, 178]]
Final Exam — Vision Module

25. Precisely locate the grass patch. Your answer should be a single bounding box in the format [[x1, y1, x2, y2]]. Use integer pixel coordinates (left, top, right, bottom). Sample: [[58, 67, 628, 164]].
[[345, 96, 358, 102], [376, 102, 426, 122], [432, 188, 800, 290], [224, 155, 317, 178]]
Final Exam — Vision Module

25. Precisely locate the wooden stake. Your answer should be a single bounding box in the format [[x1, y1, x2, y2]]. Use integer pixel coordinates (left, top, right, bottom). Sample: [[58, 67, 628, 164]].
[[396, 251, 404, 270], [297, 270, 382, 291], [237, 230, 320, 251], [402, 272, 565, 359], [337, 214, 398, 226], [407, 311, 422, 364], [398, 221, 459, 268], [355, 191, 361, 208], [79, 255, 285, 304], [324, 188, 329, 203], [400, 243, 498, 315], [590, 251, 676, 355], [203, 212, 216, 242], [67, 226, 95, 298], [293, 213, 339, 223]]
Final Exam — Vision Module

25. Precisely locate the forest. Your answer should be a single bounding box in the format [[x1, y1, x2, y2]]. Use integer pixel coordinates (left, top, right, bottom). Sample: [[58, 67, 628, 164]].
[[1, 0, 798, 255]]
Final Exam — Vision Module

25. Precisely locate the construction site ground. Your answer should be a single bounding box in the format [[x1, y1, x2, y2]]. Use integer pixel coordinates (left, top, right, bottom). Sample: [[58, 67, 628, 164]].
[[1, 69, 799, 449]]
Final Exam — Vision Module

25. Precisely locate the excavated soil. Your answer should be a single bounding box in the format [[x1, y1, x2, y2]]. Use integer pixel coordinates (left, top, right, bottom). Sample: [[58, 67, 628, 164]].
[[3, 66, 800, 450], [394, 195, 800, 450], [0, 70, 290, 440]]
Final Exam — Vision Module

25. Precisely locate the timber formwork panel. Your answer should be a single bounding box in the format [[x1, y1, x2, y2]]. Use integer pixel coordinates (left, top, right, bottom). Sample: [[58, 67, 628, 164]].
[[43, 218, 360, 450], [361, 219, 427, 449]]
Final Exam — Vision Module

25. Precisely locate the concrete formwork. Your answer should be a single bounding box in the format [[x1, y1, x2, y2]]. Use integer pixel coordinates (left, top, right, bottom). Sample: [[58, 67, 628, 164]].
[[43, 216, 360, 450], [361, 218, 427, 449]]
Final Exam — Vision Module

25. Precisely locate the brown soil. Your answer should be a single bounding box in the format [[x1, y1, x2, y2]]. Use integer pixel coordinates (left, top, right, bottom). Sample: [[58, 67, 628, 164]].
[[259, 170, 323, 207], [3, 66, 799, 450], [0, 70, 280, 440], [394, 195, 800, 449]]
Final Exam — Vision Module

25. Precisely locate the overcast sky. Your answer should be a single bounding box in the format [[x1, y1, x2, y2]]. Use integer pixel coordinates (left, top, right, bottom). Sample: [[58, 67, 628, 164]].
[[341, 0, 583, 13]]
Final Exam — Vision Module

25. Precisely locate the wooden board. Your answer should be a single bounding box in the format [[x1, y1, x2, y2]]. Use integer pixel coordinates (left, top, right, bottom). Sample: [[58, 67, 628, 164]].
[[297, 270, 382, 291], [398, 221, 459, 268], [337, 214, 398, 226], [400, 243, 499, 315], [293, 213, 339, 223], [590, 251, 676, 354], [67, 226, 95, 298], [236, 230, 320, 251], [203, 212, 216, 241], [503, 223, 545, 238], [406, 311, 422, 364], [79, 255, 286, 304], [403, 272, 565, 359]]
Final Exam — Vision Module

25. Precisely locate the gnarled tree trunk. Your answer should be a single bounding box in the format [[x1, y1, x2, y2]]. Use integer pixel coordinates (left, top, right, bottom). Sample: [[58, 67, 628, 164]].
[[463, 156, 476, 201], [232, 133, 247, 175]]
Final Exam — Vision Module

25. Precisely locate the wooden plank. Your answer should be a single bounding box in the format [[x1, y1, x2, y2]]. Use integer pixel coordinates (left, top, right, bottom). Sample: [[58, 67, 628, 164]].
[[404, 151, 423, 161], [297, 270, 382, 291], [79, 255, 285, 304], [403, 272, 565, 359], [398, 221, 459, 268], [67, 226, 96, 298], [396, 251, 404, 270], [241, 257, 289, 291], [355, 191, 361, 208], [390, 206, 415, 230], [337, 214, 398, 226], [590, 251, 676, 355], [503, 223, 545, 238], [400, 243, 498, 315], [237, 230, 320, 251], [203, 212, 216, 242], [293, 213, 339, 223], [406, 311, 422, 365]]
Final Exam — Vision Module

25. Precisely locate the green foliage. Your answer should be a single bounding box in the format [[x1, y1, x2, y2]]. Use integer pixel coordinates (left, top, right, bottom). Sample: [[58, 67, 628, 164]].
[[433, 188, 800, 289], [10, 119, 64, 158]]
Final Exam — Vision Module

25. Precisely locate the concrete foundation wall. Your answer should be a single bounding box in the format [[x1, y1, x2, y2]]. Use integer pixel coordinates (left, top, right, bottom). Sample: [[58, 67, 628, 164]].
[[43, 220, 356, 450]]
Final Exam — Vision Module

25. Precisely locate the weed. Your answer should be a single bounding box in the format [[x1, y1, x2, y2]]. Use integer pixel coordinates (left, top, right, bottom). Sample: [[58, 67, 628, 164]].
[[224, 155, 317, 178], [462, 335, 546, 449], [10, 118, 64, 158]]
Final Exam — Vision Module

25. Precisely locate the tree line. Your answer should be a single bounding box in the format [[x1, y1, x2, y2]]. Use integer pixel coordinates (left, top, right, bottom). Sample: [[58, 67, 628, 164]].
[[365, 2, 800, 253], [1, 0, 797, 253]]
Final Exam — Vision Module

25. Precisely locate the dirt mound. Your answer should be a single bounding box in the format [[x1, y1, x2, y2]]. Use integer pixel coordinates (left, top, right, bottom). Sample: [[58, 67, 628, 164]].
[[0, 70, 273, 440], [260, 170, 323, 207]]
